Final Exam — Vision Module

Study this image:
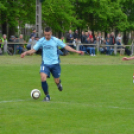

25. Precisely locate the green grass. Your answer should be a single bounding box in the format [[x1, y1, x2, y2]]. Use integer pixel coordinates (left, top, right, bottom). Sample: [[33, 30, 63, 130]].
[[0, 55, 134, 134]]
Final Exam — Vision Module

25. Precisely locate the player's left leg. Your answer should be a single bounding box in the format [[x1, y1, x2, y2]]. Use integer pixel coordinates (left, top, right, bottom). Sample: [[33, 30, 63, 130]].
[[51, 64, 63, 91], [54, 78, 63, 91]]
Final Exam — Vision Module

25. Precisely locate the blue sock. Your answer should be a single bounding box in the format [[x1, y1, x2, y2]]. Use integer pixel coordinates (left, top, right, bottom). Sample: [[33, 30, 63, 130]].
[[41, 81, 49, 95]]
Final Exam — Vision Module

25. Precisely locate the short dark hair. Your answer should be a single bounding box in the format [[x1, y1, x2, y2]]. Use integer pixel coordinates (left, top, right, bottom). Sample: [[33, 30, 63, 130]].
[[44, 27, 52, 32]]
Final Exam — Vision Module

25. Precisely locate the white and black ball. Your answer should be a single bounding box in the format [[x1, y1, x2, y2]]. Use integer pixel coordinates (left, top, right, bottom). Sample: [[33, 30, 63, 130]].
[[31, 89, 41, 99]]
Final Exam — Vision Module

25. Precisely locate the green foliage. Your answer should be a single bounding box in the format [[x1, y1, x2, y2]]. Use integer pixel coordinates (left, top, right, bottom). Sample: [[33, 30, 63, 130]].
[[120, 0, 134, 31], [0, 1, 6, 10], [0, 0, 134, 33], [0, 0, 35, 29], [42, 0, 80, 32], [74, 0, 127, 32]]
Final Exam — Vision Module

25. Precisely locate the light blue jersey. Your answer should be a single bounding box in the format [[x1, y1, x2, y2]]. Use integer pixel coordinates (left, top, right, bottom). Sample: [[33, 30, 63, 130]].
[[33, 36, 66, 65]]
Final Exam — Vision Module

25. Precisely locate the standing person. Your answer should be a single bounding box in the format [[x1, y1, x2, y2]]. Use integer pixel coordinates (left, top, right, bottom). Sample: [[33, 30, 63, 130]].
[[30, 29, 36, 38], [66, 30, 74, 43], [73, 30, 79, 43], [106, 34, 113, 55], [21, 27, 84, 102], [81, 31, 86, 43], [66, 30, 74, 48], [0, 34, 7, 53], [110, 32, 115, 45]]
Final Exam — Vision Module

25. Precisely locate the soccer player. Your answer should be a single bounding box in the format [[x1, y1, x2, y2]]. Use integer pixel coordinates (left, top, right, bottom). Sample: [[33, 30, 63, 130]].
[[21, 27, 84, 101]]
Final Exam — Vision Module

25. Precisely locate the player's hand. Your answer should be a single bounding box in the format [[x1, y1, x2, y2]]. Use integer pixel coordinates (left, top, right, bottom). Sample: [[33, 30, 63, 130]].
[[21, 52, 26, 58], [76, 51, 84, 55], [122, 57, 129, 61]]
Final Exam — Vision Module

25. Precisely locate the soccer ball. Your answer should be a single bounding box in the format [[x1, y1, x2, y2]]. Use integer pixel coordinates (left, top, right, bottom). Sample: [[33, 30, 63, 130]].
[[31, 89, 41, 99]]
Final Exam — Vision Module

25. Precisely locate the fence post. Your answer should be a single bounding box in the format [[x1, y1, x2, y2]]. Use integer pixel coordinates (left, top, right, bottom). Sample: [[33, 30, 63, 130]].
[[4, 40, 7, 53], [76, 41, 80, 51], [114, 44, 117, 55]]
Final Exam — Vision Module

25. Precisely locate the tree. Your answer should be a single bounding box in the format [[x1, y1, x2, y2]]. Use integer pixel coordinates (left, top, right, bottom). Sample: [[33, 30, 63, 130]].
[[73, 0, 127, 32], [42, 0, 81, 35], [120, 0, 134, 44], [0, 0, 35, 37]]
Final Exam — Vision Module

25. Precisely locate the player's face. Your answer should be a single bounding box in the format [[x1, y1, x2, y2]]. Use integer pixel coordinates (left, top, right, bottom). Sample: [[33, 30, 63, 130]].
[[44, 31, 52, 40]]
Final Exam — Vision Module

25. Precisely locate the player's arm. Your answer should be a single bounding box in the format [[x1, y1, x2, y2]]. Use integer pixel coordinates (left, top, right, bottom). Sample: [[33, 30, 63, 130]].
[[57, 38, 84, 55], [122, 56, 134, 61], [21, 49, 36, 58], [21, 39, 42, 58], [64, 45, 84, 55]]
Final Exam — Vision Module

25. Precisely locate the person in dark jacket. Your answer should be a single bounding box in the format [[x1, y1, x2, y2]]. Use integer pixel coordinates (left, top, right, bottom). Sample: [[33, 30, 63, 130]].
[[30, 29, 36, 38], [66, 30, 74, 43]]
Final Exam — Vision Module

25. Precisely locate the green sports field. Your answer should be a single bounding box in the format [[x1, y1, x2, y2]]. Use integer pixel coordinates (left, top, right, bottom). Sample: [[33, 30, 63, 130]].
[[0, 55, 134, 134]]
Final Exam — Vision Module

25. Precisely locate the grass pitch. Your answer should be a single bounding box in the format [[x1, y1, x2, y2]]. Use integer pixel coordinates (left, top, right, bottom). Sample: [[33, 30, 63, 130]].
[[0, 55, 134, 134]]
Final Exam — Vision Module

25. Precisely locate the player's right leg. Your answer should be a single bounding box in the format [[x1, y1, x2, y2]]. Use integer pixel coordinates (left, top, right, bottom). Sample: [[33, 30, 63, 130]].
[[40, 64, 51, 101], [40, 73, 50, 101]]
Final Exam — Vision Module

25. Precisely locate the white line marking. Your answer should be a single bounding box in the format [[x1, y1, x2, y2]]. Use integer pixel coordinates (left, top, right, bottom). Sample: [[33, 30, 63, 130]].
[[0, 100, 133, 110], [51, 101, 134, 110], [0, 99, 29, 103]]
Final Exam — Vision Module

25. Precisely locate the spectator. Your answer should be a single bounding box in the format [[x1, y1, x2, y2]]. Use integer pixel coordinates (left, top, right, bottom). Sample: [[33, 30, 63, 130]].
[[80, 31, 86, 52], [117, 39, 122, 49], [9, 35, 15, 42], [116, 33, 123, 49], [60, 36, 68, 55], [116, 33, 122, 44], [80, 32, 90, 53], [8, 35, 15, 55], [84, 36, 90, 54], [88, 31, 93, 40], [110, 32, 115, 45], [85, 32, 90, 43], [35, 36, 42, 55], [87, 38, 96, 56], [0, 34, 7, 53], [31, 36, 39, 49], [66, 30, 74, 43], [66, 30, 74, 48], [17, 34, 26, 54], [94, 33, 97, 44], [60, 36, 65, 43], [30, 29, 36, 38], [73, 30, 79, 43], [100, 39, 107, 54], [26, 36, 35, 50], [0, 34, 13, 55], [106, 36, 114, 55], [97, 32, 103, 44], [81, 31, 86, 43]]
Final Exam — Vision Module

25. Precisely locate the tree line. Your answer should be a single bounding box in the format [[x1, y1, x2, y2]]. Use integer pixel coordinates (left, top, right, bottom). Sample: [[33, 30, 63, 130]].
[[0, 0, 134, 43]]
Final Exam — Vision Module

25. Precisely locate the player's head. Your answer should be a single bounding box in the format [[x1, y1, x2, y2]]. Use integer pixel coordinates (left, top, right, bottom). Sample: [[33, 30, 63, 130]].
[[44, 27, 52, 40]]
